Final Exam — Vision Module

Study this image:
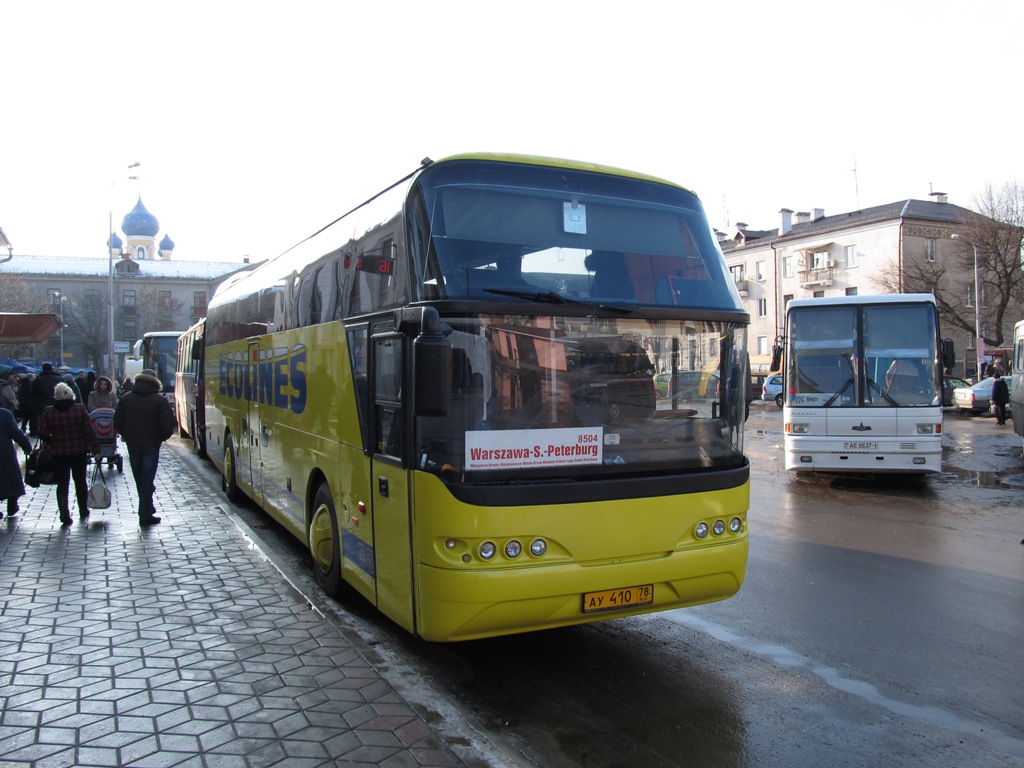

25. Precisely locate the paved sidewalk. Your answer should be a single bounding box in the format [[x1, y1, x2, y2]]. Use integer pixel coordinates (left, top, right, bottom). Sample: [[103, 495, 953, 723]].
[[0, 442, 469, 768]]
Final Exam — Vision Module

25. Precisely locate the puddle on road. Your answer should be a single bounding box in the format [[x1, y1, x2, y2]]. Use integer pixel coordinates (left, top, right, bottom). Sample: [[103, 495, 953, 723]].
[[666, 611, 1024, 762]]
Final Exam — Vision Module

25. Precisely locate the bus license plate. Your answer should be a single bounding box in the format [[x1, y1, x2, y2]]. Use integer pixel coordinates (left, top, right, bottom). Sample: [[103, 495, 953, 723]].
[[843, 441, 879, 450], [582, 584, 654, 614]]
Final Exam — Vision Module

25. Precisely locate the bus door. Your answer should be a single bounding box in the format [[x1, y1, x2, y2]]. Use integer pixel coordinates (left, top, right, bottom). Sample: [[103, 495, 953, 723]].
[[366, 332, 415, 632], [242, 341, 266, 508]]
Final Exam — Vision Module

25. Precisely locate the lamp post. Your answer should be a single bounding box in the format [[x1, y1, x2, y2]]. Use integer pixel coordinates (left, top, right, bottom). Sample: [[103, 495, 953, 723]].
[[109, 162, 141, 380], [951, 233, 983, 380], [49, 290, 67, 365]]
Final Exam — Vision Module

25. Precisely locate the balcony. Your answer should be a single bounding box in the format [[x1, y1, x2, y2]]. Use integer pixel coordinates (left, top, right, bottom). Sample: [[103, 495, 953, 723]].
[[798, 266, 834, 288]]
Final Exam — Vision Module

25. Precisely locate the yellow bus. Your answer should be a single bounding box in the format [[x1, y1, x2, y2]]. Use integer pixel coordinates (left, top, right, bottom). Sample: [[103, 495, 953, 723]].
[[204, 153, 750, 641]]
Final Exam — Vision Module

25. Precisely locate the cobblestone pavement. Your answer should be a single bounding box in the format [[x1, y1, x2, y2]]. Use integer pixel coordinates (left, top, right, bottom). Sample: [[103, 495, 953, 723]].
[[0, 441, 469, 768]]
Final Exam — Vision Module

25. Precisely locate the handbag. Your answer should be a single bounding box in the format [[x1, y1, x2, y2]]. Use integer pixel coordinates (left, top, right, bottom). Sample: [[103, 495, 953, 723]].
[[25, 440, 57, 487], [87, 463, 111, 509]]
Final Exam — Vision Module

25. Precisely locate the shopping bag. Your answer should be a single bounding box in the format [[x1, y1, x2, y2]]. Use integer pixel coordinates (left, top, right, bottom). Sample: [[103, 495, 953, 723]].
[[25, 442, 57, 487], [87, 463, 111, 509]]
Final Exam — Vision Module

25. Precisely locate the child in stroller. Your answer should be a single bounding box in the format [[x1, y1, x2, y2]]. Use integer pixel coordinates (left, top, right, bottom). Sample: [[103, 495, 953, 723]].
[[89, 407, 124, 472]]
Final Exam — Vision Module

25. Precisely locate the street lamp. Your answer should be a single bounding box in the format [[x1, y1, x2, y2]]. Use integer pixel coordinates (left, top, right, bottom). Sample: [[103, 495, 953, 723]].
[[951, 233, 983, 380], [109, 162, 141, 380], [49, 290, 67, 365]]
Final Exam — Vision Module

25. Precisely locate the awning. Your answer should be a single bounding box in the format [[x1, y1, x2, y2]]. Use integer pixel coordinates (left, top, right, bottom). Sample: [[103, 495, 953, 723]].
[[0, 313, 62, 343]]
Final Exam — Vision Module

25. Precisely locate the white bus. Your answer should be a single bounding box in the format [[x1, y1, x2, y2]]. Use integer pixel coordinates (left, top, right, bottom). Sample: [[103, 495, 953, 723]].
[[1011, 319, 1024, 450], [783, 294, 953, 474]]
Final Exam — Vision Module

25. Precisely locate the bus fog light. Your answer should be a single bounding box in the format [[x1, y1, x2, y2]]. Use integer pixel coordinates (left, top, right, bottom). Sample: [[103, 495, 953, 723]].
[[729, 517, 743, 533], [800, 455, 813, 463], [479, 541, 497, 560], [445, 539, 457, 549], [505, 540, 522, 558], [913, 457, 926, 465], [530, 538, 547, 557], [712, 519, 726, 536], [695, 522, 709, 538], [916, 423, 935, 434]]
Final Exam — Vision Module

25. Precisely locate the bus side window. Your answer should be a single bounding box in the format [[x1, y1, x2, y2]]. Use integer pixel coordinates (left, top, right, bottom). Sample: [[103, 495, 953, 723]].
[[375, 338, 404, 458]]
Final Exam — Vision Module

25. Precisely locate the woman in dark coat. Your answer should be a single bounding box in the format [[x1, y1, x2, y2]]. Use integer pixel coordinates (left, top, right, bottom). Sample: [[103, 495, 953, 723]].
[[16, 374, 36, 433], [37, 382, 99, 525], [0, 405, 32, 518]]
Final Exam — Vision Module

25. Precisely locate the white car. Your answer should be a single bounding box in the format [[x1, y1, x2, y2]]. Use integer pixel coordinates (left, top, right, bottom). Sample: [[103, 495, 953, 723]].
[[760, 373, 784, 407]]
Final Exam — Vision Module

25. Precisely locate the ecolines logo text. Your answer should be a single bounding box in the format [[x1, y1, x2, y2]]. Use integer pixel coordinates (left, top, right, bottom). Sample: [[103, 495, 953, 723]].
[[219, 345, 307, 414]]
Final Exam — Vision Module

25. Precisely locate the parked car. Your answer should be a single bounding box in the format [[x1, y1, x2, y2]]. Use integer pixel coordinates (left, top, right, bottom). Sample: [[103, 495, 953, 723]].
[[942, 376, 971, 407], [952, 376, 1011, 415], [761, 373, 784, 407], [750, 373, 767, 399], [653, 372, 672, 398]]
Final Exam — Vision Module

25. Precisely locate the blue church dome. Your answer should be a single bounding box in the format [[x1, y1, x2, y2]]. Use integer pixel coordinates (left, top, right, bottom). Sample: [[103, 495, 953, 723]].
[[159, 233, 175, 251], [107, 231, 123, 251], [121, 197, 160, 238]]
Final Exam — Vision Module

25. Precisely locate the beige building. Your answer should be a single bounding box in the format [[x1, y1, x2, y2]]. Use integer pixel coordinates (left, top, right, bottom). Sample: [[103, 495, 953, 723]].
[[1, 197, 252, 371], [720, 195, 980, 377]]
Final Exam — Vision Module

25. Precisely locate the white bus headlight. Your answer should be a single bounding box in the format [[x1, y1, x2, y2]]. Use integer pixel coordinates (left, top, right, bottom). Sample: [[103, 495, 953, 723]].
[[479, 541, 497, 560], [504, 540, 522, 559]]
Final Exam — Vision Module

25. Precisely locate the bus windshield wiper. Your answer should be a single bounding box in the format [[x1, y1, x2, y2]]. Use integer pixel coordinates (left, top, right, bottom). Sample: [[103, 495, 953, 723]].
[[867, 377, 900, 406], [823, 378, 853, 407], [484, 288, 635, 313]]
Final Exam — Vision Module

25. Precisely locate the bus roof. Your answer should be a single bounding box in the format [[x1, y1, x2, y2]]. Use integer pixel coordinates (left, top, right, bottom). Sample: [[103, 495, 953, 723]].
[[787, 293, 937, 311]]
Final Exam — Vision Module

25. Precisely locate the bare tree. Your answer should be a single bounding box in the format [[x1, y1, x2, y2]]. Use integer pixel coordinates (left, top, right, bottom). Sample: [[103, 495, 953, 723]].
[[0, 272, 51, 360], [61, 288, 110, 368], [136, 288, 184, 333], [874, 181, 1024, 350]]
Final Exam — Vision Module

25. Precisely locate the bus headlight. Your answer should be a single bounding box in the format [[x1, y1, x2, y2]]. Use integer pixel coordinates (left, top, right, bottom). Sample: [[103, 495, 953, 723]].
[[712, 519, 726, 536], [695, 522, 709, 538], [479, 541, 497, 560], [916, 423, 936, 434], [530, 538, 547, 557], [504, 540, 522, 559], [729, 517, 743, 533], [789, 422, 809, 434]]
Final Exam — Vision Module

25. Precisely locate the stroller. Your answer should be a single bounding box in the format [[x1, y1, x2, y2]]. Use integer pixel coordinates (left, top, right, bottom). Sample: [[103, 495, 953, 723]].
[[89, 407, 124, 473]]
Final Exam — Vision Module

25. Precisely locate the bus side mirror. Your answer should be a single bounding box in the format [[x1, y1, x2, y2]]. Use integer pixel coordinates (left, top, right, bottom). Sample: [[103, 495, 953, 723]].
[[941, 339, 955, 373], [413, 307, 451, 416]]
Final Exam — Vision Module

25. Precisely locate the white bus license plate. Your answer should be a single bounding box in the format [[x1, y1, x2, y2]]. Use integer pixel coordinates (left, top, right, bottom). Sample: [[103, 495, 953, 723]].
[[843, 441, 879, 450], [582, 584, 653, 614]]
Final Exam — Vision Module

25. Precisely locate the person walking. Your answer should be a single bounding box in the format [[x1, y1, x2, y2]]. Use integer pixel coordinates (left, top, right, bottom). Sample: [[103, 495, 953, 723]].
[[113, 369, 176, 526], [78, 370, 95, 406], [88, 376, 119, 412], [37, 382, 99, 526], [31, 363, 62, 436], [16, 373, 36, 433], [0, 401, 32, 519], [992, 375, 1010, 426]]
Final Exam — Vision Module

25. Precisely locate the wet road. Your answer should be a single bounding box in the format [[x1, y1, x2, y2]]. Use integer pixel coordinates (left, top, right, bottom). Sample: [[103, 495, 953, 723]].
[[180, 405, 1024, 767]]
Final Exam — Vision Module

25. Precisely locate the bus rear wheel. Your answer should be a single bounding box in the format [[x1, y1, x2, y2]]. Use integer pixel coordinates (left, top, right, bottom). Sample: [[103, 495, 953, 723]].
[[309, 484, 343, 596]]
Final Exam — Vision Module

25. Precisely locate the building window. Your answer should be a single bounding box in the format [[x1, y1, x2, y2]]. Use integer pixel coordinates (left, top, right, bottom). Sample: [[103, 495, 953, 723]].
[[845, 287, 858, 296], [123, 321, 137, 342], [122, 290, 136, 306], [730, 264, 745, 282], [136, 246, 146, 260], [193, 291, 206, 312], [158, 290, 172, 308], [926, 239, 937, 262], [811, 250, 829, 270], [757, 298, 767, 317], [967, 284, 976, 308], [783, 293, 793, 312], [813, 290, 825, 298], [755, 260, 766, 281], [757, 336, 769, 355], [845, 244, 857, 268], [783, 255, 794, 277]]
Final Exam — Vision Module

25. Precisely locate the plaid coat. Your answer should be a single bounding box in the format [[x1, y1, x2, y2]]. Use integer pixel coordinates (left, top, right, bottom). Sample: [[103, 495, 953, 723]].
[[37, 401, 100, 457]]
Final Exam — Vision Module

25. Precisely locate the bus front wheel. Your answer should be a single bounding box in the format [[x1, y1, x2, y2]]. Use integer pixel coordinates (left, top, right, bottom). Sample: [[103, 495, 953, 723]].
[[309, 484, 343, 596], [222, 435, 241, 503]]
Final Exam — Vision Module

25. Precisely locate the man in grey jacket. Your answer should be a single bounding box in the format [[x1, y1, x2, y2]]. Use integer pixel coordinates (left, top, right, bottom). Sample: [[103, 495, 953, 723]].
[[113, 369, 176, 526]]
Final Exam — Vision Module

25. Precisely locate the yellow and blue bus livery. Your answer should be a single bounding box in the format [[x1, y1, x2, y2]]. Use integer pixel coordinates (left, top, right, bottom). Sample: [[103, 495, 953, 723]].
[[204, 153, 750, 641]]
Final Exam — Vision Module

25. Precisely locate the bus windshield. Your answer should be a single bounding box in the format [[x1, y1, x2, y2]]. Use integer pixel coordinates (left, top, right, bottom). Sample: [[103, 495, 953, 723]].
[[410, 161, 740, 311], [406, 314, 747, 481], [787, 302, 940, 408]]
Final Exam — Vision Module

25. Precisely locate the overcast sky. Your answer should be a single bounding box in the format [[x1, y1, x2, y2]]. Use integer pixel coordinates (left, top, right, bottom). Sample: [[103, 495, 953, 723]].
[[2, 1, 1021, 263]]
